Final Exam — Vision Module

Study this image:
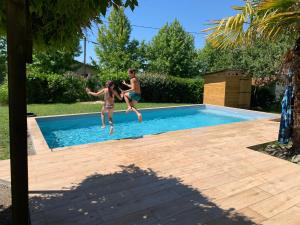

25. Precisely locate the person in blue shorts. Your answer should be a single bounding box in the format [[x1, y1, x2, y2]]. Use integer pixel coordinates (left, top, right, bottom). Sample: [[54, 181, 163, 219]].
[[120, 68, 142, 122]]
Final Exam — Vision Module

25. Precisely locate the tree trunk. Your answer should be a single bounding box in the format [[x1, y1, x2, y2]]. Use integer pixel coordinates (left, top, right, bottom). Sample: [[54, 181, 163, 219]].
[[7, 0, 30, 224], [292, 36, 300, 152]]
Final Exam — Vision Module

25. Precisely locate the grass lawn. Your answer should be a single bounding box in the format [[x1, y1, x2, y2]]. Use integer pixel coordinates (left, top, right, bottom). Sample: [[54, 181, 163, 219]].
[[0, 102, 187, 160]]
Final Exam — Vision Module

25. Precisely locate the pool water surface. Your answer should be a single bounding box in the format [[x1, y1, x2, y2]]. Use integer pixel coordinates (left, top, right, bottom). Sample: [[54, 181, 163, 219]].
[[36, 105, 274, 149]]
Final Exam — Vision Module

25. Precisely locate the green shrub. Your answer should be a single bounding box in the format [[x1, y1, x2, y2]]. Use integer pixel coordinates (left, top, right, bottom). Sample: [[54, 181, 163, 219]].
[[138, 73, 203, 103], [97, 71, 204, 103], [27, 72, 50, 103], [61, 73, 89, 103], [97, 71, 129, 89], [0, 79, 8, 105], [25, 70, 203, 104], [86, 75, 101, 91], [27, 71, 92, 103], [251, 85, 276, 110]]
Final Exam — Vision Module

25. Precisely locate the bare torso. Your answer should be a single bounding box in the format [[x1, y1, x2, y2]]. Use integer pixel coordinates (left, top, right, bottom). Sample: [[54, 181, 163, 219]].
[[131, 77, 141, 94]]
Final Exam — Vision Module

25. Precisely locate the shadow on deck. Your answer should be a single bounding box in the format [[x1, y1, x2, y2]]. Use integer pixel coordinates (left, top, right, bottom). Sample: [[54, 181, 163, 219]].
[[29, 165, 258, 225]]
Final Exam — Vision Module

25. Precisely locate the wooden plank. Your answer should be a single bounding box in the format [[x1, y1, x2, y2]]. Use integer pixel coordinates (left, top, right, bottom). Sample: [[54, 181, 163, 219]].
[[203, 81, 226, 106], [204, 71, 251, 108]]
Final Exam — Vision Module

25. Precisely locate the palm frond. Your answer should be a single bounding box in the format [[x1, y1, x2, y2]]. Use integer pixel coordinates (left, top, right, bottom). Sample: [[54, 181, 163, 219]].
[[203, 1, 256, 48], [204, 0, 300, 49], [258, 0, 299, 11], [257, 11, 300, 39]]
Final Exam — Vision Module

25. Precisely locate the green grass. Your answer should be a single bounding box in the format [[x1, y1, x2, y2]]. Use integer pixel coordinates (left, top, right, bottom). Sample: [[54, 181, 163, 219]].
[[0, 102, 187, 160], [0, 106, 9, 160]]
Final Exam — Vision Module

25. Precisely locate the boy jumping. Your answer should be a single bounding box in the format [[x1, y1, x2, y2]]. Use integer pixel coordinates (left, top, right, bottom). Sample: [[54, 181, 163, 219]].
[[120, 68, 142, 122]]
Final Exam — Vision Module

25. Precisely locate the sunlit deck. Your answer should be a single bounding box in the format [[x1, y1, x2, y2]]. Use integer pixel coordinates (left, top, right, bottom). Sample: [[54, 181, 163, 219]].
[[1, 117, 300, 225]]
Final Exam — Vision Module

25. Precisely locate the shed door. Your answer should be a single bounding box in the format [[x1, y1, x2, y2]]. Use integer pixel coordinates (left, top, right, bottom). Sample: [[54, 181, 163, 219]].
[[239, 78, 251, 108]]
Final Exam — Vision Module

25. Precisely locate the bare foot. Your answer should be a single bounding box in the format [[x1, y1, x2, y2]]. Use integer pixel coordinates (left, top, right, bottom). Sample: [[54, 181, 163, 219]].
[[137, 113, 142, 122], [109, 126, 114, 135], [101, 125, 106, 129], [126, 107, 132, 113]]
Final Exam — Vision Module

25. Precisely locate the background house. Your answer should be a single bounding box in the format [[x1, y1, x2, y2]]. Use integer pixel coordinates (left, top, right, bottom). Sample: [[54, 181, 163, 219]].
[[71, 60, 97, 77]]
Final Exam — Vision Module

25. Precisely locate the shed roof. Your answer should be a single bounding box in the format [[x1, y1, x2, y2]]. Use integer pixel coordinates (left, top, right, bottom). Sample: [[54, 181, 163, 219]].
[[202, 69, 247, 77]]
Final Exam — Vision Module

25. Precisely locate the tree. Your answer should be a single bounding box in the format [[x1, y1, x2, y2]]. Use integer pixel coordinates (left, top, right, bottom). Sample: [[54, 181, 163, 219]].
[[127, 39, 149, 71], [204, 0, 300, 151], [0, 36, 6, 83], [1, 0, 138, 50], [28, 44, 81, 74], [242, 38, 293, 83], [95, 8, 143, 71], [198, 38, 292, 81], [0, 1, 138, 224], [148, 20, 198, 77], [197, 43, 241, 75]]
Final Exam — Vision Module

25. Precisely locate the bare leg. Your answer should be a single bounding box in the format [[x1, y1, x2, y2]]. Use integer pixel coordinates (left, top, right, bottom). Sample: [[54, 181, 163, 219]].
[[101, 108, 106, 128], [123, 93, 133, 112], [131, 102, 142, 122], [108, 109, 114, 135]]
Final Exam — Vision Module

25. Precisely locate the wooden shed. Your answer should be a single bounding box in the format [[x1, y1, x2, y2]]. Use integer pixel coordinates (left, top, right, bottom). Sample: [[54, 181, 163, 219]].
[[203, 70, 252, 109]]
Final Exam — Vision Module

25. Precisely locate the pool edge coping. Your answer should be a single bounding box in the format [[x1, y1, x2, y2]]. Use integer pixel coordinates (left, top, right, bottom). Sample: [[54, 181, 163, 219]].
[[33, 104, 203, 119], [28, 117, 51, 154], [32, 103, 279, 119], [41, 117, 280, 153]]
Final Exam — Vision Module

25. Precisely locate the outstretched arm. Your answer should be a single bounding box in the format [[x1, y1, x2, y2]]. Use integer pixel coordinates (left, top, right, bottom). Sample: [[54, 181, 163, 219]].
[[121, 79, 136, 93], [86, 88, 105, 97], [122, 80, 132, 88]]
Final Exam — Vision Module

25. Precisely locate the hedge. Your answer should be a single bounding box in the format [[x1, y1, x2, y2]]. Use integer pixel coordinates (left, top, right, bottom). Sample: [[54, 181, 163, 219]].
[[97, 71, 129, 88], [251, 85, 276, 109], [98, 72, 204, 103], [0, 71, 204, 105], [27, 71, 91, 103], [0, 79, 8, 105]]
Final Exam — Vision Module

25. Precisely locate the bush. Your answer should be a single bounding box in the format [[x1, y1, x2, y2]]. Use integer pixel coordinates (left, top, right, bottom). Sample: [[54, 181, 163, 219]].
[[97, 71, 204, 103], [251, 85, 276, 109], [62, 74, 90, 103], [27, 71, 92, 103], [27, 72, 50, 103], [25, 70, 203, 104], [139, 73, 203, 103], [0, 80, 8, 105], [86, 74, 101, 91], [97, 70, 129, 89]]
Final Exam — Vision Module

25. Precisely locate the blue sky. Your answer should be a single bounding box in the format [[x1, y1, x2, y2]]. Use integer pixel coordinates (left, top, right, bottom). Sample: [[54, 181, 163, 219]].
[[76, 0, 243, 64]]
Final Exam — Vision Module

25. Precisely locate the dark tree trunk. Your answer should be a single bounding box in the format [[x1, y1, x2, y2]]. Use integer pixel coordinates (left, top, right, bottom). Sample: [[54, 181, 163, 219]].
[[292, 36, 300, 152], [7, 0, 30, 224]]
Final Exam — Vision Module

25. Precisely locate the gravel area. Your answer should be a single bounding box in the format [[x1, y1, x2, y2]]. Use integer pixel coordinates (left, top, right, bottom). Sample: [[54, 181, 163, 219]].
[[251, 141, 300, 165]]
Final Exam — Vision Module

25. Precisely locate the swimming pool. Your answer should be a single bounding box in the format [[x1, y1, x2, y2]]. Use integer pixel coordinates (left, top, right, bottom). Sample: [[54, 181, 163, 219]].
[[36, 105, 275, 149]]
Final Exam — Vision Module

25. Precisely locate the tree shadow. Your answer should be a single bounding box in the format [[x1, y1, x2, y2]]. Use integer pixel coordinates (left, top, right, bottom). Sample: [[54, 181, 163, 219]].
[[0, 179, 12, 225], [117, 136, 144, 140], [29, 165, 258, 225], [0, 205, 12, 225], [247, 141, 275, 151]]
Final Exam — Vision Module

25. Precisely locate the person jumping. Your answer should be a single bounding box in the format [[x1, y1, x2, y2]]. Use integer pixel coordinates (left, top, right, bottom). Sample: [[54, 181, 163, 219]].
[[120, 68, 142, 122], [86, 80, 122, 135]]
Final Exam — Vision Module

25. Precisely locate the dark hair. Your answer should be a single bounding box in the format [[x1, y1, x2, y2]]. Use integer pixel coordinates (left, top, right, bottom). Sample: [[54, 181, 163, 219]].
[[105, 80, 114, 98], [128, 68, 136, 75]]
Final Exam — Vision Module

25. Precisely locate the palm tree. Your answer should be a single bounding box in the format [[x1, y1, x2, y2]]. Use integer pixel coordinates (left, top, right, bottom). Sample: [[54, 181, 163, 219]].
[[204, 0, 300, 151]]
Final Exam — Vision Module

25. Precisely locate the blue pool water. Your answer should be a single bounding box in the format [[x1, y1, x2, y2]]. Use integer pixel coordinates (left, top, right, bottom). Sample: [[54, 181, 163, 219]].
[[36, 105, 274, 149]]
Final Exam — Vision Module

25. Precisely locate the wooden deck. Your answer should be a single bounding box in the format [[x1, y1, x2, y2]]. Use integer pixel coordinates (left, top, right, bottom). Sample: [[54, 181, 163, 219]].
[[1, 118, 300, 224]]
